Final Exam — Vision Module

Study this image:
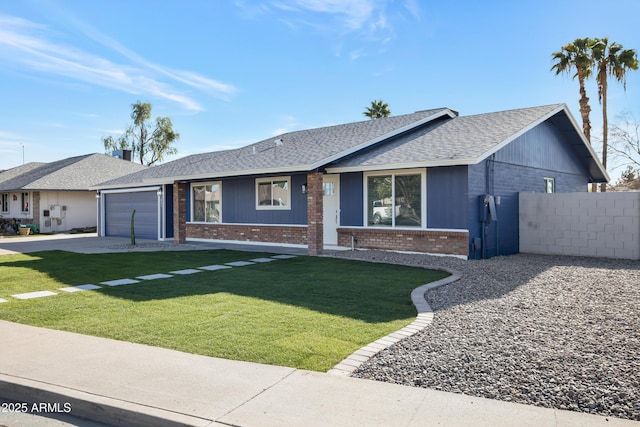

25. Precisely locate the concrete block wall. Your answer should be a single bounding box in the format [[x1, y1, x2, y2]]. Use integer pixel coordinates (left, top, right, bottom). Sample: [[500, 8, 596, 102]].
[[519, 192, 640, 260]]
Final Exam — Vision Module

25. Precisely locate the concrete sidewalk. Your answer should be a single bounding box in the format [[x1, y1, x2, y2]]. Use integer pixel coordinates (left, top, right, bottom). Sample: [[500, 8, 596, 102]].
[[0, 234, 637, 426], [2, 322, 636, 427]]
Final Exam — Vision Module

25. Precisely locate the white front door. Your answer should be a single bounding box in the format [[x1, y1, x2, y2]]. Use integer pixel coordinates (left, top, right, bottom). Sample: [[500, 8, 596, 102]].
[[322, 174, 340, 246]]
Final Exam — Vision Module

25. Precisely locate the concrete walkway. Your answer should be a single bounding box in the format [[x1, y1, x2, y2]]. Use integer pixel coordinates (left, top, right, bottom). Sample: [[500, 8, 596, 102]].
[[0, 234, 636, 426]]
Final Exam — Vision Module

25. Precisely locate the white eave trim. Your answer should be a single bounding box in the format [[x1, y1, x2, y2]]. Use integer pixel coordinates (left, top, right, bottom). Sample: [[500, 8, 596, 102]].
[[326, 158, 479, 174], [98, 186, 161, 194], [560, 105, 610, 182], [141, 165, 312, 184]]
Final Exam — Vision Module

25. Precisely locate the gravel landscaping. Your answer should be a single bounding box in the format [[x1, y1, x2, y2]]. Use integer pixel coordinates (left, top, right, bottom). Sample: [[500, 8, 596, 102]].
[[329, 250, 640, 421]]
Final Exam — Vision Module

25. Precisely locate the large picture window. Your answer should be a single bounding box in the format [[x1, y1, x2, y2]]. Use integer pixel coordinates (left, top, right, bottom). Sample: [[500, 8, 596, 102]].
[[256, 177, 290, 209], [366, 171, 423, 227], [191, 182, 221, 223]]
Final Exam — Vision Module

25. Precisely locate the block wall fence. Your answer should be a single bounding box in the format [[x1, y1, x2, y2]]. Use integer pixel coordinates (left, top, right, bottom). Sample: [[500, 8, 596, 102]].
[[519, 192, 640, 260]]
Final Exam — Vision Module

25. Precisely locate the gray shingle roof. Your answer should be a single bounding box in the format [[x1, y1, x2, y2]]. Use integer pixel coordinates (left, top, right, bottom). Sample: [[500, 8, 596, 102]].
[[94, 104, 608, 187], [0, 154, 147, 191], [97, 108, 453, 187], [331, 104, 565, 168]]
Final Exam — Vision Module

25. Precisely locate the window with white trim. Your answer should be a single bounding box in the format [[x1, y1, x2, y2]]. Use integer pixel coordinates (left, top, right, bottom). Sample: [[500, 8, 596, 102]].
[[365, 170, 424, 227], [544, 177, 555, 193], [191, 182, 221, 223], [0, 193, 7, 213], [21, 192, 29, 213], [256, 177, 290, 209]]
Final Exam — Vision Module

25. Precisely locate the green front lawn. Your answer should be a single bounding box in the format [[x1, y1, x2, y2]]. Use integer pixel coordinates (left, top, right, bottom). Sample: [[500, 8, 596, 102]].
[[0, 250, 448, 371]]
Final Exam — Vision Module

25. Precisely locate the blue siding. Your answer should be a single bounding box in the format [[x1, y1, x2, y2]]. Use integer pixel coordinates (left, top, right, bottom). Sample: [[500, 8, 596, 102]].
[[221, 174, 307, 224], [467, 163, 487, 258], [164, 184, 174, 238], [340, 172, 363, 226], [468, 121, 590, 258], [495, 121, 588, 176], [426, 166, 468, 229]]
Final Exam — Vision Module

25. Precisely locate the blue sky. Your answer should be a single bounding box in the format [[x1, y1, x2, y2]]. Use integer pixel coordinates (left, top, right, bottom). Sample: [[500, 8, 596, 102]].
[[1, 0, 639, 180]]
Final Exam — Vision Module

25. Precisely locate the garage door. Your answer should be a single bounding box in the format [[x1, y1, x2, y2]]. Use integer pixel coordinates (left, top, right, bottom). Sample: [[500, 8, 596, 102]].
[[104, 191, 158, 239]]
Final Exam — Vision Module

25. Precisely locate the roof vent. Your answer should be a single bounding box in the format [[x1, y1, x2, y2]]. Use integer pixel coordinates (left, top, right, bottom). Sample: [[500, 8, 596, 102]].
[[274, 138, 283, 147]]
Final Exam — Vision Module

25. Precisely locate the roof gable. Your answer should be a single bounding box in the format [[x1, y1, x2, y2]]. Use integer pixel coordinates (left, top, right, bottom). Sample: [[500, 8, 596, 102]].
[[0, 154, 147, 192]]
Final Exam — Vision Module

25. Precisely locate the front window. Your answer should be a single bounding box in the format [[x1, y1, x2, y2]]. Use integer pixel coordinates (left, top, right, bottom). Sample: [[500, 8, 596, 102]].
[[21, 192, 29, 213], [256, 177, 290, 209], [0, 193, 7, 212], [191, 182, 221, 223], [366, 171, 423, 227]]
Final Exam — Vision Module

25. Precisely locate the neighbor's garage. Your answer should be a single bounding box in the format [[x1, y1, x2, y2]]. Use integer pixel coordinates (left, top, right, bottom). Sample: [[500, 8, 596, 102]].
[[104, 190, 159, 239]]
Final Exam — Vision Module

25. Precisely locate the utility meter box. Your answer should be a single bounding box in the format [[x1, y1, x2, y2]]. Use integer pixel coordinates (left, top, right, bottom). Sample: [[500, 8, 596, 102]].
[[49, 205, 61, 219]]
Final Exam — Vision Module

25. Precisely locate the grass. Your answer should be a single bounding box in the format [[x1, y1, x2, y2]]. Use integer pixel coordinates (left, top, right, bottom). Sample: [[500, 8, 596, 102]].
[[0, 250, 448, 371]]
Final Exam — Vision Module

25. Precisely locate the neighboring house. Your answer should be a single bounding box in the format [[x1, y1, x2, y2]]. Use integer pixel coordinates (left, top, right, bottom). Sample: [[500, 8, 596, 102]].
[[94, 104, 608, 258], [0, 154, 146, 233]]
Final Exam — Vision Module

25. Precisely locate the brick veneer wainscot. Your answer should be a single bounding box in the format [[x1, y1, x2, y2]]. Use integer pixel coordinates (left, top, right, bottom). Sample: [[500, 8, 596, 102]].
[[186, 223, 307, 245], [338, 227, 468, 256]]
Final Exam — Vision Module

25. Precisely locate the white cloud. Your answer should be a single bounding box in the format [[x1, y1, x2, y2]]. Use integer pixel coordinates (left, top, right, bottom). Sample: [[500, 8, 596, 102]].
[[266, 0, 410, 61], [282, 0, 374, 30], [270, 0, 383, 32], [0, 14, 238, 112], [403, 0, 421, 20]]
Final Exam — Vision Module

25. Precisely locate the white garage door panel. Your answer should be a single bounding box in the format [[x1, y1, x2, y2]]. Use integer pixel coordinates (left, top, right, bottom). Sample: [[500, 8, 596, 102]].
[[105, 192, 158, 239]]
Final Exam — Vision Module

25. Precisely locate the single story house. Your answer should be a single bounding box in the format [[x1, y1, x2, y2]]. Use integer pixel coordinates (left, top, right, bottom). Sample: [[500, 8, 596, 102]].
[[0, 153, 146, 233], [93, 104, 608, 258]]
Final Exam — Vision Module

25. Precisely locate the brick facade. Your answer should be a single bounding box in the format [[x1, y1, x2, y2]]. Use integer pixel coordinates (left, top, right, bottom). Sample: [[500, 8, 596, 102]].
[[173, 182, 187, 244], [337, 227, 469, 256], [186, 223, 307, 245], [306, 171, 323, 255]]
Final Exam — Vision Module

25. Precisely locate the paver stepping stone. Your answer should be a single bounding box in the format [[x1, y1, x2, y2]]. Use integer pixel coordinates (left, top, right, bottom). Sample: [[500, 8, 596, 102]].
[[59, 284, 102, 293], [169, 269, 202, 275], [199, 265, 232, 271], [137, 273, 173, 280], [100, 278, 140, 286], [225, 261, 255, 267], [271, 255, 297, 259], [12, 291, 57, 300], [0, 298, 7, 303], [250, 258, 276, 263]]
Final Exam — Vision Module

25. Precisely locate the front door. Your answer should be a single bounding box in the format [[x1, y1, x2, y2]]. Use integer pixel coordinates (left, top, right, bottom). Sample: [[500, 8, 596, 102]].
[[322, 175, 340, 246]]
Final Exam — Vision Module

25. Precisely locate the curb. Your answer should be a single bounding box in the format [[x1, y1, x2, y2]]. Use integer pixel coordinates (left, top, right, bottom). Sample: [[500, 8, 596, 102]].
[[327, 267, 462, 376], [0, 374, 213, 427]]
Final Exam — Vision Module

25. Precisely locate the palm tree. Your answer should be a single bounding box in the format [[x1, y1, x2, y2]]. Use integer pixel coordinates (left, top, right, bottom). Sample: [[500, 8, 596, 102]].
[[551, 38, 595, 142], [363, 100, 391, 119], [590, 38, 638, 191]]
